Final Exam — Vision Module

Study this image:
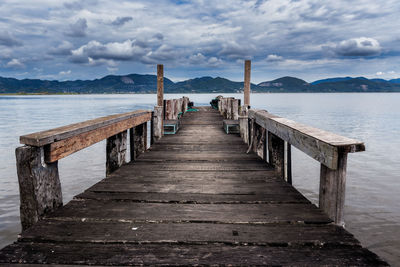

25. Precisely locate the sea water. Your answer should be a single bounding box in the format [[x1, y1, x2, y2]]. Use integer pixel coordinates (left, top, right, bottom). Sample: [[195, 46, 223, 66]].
[[0, 93, 399, 265]]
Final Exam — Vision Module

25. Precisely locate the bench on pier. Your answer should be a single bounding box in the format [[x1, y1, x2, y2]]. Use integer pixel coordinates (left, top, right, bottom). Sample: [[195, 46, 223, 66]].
[[163, 119, 179, 134]]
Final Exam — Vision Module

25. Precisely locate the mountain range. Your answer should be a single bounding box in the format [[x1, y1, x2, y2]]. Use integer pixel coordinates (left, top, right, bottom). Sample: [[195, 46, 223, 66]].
[[1, 74, 400, 94]]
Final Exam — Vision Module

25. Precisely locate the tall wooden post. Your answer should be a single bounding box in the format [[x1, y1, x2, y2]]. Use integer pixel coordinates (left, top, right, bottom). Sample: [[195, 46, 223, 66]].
[[157, 64, 164, 106], [244, 60, 251, 107], [157, 64, 164, 135]]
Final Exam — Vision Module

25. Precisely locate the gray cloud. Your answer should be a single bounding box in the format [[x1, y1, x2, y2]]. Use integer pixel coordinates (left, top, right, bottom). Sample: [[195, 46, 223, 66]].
[[0, 31, 22, 47], [5, 58, 25, 69], [70, 40, 148, 64], [0, 0, 399, 81], [48, 41, 74, 56], [333, 37, 382, 57], [63, 1, 83, 10], [111, 16, 133, 26], [266, 54, 283, 62], [66, 18, 88, 38]]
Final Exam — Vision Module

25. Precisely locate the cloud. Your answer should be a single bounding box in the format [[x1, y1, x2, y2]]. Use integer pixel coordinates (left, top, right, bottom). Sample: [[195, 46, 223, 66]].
[[333, 37, 382, 56], [188, 53, 223, 67], [49, 41, 74, 55], [111, 16, 133, 26], [6, 58, 25, 69], [63, 1, 83, 10], [142, 44, 177, 64], [66, 18, 88, 37], [59, 70, 71, 75], [0, 31, 22, 47], [266, 54, 283, 62], [70, 39, 148, 64], [219, 41, 255, 60]]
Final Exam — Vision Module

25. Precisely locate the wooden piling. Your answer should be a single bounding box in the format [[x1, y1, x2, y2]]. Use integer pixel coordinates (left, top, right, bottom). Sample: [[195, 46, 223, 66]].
[[15, 146, 62, 230], [244, 60, 251, 107], [152, 106, 163, 142], [268, 131, 285, 179], [106, 130, 127, 176], [133, 123, 147, 159], [239, 106, 249, 144], [319, 152, 347, 226]]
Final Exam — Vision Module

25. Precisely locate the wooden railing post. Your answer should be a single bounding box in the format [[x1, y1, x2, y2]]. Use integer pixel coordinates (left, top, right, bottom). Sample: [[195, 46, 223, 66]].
[[106, 130, 127, 176], [268, 131, 285, 179], [286, 143, 292, 185], [152, 106, 163, 142], [131, 122, 147, 160], [16, 146, 62, 230], [319, 152, 348, 226], [239, 106, 249, 144]]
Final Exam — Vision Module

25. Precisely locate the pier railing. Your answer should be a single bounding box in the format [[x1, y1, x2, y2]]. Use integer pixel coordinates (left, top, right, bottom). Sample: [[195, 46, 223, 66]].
[[248, 109, 364, 226], [216, 96, 365, 226], [16, 97, 189, 230]]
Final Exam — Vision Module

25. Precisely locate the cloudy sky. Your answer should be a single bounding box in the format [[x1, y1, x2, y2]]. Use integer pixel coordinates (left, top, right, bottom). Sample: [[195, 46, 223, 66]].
[[0, 0, 399, 83]]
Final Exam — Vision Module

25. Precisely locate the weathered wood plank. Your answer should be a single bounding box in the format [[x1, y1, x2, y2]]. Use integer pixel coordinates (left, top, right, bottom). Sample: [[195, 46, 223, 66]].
[[124, 161, 272, 171], [76, 191, 308, 204], [50, 200, 332, 224], [20, 110, 151, 147], [19, 221, 357, 246], [44, 112, 151, 163], [86, 180, 303, 195], [0, 242, 387, 266]]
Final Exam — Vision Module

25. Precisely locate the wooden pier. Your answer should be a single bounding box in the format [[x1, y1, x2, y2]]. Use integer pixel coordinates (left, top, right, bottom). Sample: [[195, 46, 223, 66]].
[[0, 62, 389, 266]]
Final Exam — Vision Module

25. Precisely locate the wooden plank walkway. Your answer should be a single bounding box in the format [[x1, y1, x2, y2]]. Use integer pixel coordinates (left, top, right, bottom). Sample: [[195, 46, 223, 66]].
[[0, 107, 387, 266]]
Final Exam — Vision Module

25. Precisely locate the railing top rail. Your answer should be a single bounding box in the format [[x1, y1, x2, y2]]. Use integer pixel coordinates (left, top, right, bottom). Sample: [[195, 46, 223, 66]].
[[249, 109, 365, 169], [20, 109, 151, 147]]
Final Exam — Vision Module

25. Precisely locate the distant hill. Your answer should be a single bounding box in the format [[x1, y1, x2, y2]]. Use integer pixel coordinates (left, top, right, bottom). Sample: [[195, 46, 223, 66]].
[[389, 78, 400, 84], [1, 74, 400, 94], [257, 77, 311, 92], [312, 77, 354, 85]]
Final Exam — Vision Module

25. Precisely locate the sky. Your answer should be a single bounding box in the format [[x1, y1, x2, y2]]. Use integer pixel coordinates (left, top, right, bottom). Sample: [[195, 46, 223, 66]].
[[0, 0, 399, 83]]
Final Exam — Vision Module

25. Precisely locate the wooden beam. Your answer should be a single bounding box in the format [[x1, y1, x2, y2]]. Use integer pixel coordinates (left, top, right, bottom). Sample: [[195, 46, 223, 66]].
[[44, 113, 151, 163], [20, 110, 150, 147], [157, 64, 164, 107], [244, 60, 251, 107], [249, 109, 364, 169]]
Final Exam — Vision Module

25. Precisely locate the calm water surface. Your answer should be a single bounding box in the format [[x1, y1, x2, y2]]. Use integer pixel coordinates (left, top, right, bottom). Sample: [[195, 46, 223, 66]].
[[0, 93, 399, 265]]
